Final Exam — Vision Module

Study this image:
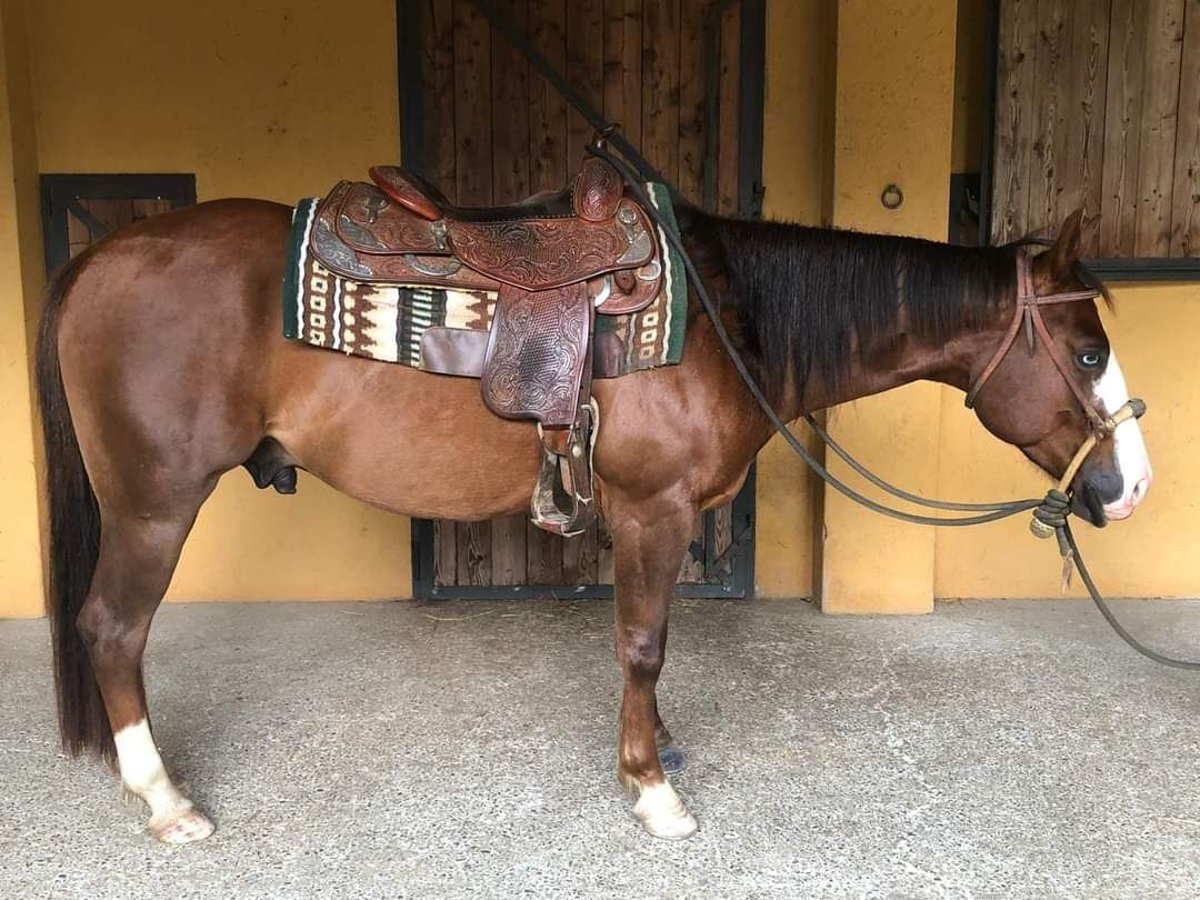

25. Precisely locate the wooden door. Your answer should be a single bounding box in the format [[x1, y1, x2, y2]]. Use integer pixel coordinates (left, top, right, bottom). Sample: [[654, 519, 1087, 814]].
[[403, 0, 761, 598]]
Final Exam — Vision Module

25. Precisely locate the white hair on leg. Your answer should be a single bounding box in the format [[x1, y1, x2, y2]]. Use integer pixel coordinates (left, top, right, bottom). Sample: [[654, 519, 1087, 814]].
[[114, 719, 214, 844], [632, 780, 698, 839]]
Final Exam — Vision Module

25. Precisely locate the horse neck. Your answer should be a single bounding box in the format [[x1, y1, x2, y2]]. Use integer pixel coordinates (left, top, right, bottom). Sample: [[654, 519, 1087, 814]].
[[780, 312, 993, 420], [695, 211, 1014, 423]]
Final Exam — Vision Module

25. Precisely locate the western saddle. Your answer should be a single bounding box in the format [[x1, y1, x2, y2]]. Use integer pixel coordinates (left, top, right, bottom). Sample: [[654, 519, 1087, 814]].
[[309, 133, 664, 536]]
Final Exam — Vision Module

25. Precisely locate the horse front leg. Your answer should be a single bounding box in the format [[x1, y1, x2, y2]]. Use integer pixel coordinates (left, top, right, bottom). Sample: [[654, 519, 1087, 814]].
[[608, 491, 698, 839]]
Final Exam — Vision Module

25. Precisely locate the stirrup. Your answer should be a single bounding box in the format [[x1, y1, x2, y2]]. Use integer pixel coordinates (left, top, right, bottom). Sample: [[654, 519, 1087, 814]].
[[531, 399, 598, 537]]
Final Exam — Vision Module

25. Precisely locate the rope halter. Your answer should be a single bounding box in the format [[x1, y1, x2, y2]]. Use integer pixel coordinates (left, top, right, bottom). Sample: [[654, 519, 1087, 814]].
[[964, 248, 1148, 579]]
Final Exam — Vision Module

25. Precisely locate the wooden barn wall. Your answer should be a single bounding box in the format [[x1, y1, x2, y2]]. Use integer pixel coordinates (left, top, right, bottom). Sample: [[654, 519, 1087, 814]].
[[991, 0, 1200, 258]]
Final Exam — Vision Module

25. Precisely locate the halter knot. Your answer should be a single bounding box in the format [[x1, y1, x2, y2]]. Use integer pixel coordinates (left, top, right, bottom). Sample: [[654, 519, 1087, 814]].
[[1030, 489, 1071, 539]]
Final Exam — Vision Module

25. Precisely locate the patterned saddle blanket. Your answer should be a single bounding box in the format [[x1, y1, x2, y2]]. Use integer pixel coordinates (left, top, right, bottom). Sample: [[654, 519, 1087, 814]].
[[282, 184, 685, 380]]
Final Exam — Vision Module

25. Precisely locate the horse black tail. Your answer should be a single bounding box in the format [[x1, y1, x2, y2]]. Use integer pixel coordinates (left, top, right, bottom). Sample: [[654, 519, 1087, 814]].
[[36, 250, 113, 761]]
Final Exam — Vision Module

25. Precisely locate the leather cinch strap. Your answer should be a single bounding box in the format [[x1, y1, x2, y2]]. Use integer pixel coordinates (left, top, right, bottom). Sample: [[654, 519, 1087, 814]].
[[965, 248, 1107, 433]]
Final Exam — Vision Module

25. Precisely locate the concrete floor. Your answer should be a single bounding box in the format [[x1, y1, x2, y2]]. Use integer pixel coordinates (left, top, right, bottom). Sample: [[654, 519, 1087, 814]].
[[3, 598, 1200, 899]]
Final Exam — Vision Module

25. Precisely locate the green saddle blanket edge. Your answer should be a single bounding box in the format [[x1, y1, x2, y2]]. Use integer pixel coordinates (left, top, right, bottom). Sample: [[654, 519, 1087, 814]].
[[282, 198, 318, 342], [594, 182, 687, 366], [282, 182, 688, 374]]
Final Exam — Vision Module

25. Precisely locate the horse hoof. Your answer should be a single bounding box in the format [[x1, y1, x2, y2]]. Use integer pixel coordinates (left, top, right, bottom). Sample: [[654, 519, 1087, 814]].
[[149, 806, 215, 845], [658, 744, 686, 776], [633, 782, 698, 840]]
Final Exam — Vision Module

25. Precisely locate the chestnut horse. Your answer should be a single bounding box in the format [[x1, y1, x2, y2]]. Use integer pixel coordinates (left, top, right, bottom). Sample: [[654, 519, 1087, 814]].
[[37, 201, 1151, 843]]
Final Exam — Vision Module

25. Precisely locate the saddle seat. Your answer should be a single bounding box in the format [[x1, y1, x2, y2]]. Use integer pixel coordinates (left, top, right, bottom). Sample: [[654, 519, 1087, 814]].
[[308, 133, 665, 537], [368, 166, 576, 223]]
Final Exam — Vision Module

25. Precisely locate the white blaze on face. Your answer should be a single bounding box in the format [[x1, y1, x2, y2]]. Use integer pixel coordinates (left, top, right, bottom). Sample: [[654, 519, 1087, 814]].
[[1093, 351, 1152, 520]]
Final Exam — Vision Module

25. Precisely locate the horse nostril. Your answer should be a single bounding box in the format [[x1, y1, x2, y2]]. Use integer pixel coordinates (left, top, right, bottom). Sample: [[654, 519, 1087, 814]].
[[1130, 475, 1151, 506]]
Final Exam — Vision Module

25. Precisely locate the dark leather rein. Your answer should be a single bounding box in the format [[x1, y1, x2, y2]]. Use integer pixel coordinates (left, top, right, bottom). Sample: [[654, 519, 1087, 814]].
[[591, 143, 1197, 670]]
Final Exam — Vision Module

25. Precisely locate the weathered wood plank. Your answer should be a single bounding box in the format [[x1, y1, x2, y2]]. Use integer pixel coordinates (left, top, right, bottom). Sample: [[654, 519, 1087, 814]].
[[526, 519, 564, 584], [529, 0, 569, 193], [492, 0, 531, 203], [1047, 0, 1078, 232], [1064, 0, 1111, 256], [1171, 0, 1200, 255], [567, 0, 605, 167], [420, 0, 457, 189], [457, 519, 492, 586], [489, 514, 528, 586], [1030, 0, 1071, 233], [676, 0, 708, 205], [1133, 0, 1185, 256], [642, 0, 681, 183], [716, 1, 741, 216], [1100, 0, 1147, 256], [435, 518, 456, 590], [453, 1, 493, 206], [993, 0, 1040, 243], [603, 0, 642, 149]]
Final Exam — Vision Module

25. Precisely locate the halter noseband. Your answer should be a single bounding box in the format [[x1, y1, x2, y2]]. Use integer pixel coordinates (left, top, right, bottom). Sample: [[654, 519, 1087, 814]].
[[964, 247, 1146, 526]]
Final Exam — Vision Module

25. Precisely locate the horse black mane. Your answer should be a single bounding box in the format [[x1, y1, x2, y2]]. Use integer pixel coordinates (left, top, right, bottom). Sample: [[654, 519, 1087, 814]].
[[684, 210, 1020, 396]]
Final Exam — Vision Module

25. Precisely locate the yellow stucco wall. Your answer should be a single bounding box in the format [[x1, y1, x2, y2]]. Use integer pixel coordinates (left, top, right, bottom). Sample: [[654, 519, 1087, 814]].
[[0, 0, 46, 618], [18, 0, 412, 606]]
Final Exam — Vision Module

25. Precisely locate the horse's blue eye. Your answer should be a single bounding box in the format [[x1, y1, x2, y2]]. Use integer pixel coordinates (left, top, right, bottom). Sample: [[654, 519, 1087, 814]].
[[1077, 351, 1103, 369]]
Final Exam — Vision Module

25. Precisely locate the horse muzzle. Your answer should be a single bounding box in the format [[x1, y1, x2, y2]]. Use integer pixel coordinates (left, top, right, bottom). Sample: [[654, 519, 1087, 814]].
[[1061, 399, 1150, 530]]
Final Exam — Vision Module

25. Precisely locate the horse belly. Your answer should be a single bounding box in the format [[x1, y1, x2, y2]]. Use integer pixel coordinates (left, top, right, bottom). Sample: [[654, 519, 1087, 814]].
[[270, 349, 541, 521]]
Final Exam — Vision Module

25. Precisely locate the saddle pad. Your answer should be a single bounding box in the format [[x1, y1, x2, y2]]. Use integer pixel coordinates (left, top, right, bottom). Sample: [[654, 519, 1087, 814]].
[[282, 184, 687, 376]]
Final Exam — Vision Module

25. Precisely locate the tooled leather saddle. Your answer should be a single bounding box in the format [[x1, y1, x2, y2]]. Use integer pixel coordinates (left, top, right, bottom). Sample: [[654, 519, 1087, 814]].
[[307, 133, 665, 536]]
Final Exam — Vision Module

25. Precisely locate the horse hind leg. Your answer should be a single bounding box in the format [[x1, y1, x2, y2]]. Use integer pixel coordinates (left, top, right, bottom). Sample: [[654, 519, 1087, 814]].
[[77, 500, 216, 844]]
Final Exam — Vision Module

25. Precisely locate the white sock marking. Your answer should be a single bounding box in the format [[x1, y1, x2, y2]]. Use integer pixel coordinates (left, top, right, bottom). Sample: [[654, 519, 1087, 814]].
[[113, 719, 190, 820], [633, 780, 698, 839], [1093, 351, 1152, 519]]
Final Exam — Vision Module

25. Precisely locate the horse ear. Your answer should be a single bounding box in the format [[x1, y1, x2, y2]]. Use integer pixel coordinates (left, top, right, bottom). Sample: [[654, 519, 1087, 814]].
[[1044, 208, 1084, 279]]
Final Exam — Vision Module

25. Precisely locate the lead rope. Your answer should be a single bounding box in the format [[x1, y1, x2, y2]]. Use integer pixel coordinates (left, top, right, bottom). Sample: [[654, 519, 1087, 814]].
[[589, 143, 1200, 671]]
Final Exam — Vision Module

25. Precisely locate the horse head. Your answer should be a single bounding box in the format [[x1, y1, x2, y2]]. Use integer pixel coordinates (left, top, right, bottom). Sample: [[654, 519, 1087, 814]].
[[965, 211, 1152, 527]]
